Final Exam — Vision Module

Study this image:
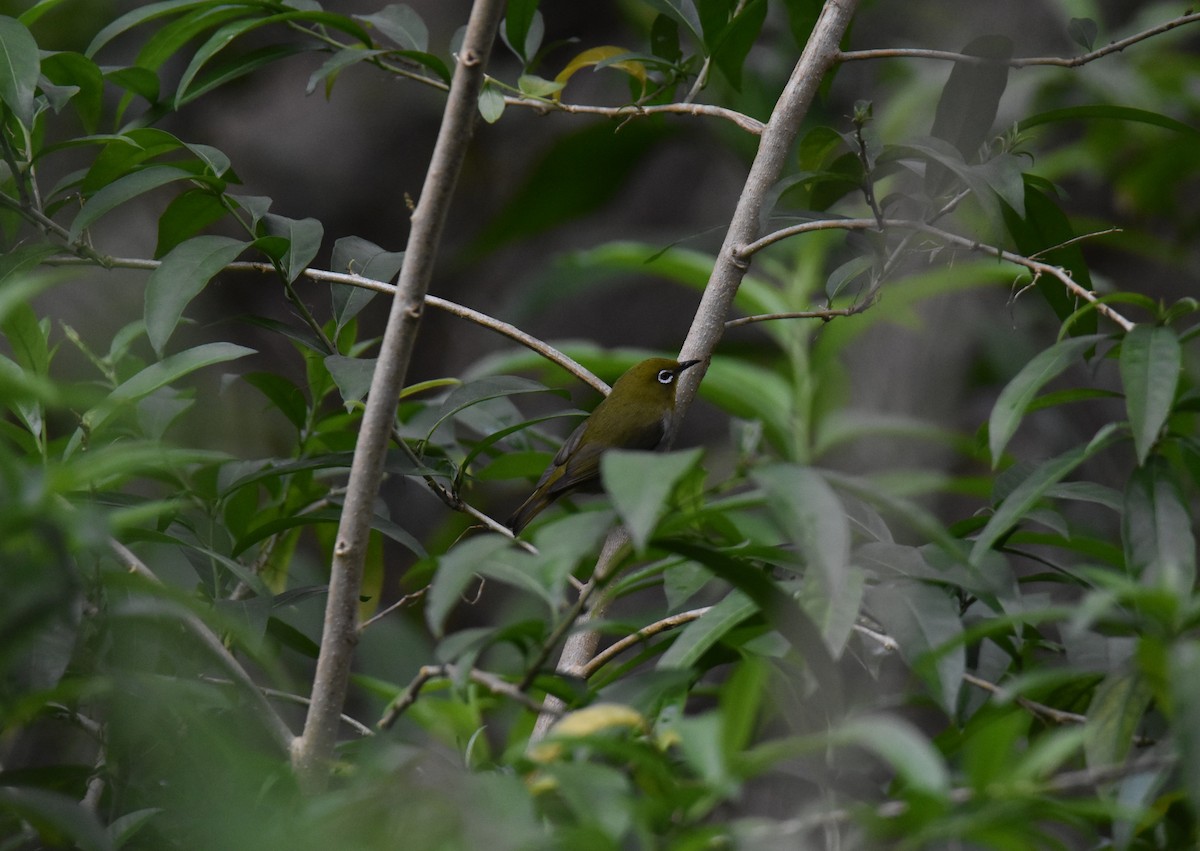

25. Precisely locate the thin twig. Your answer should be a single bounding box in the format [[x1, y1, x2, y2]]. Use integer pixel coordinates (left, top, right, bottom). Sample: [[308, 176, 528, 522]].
[[505, 97, 765, 135], [41, 255, 610, 396], [358, 586, 428, 632], [200, 675, 374, 737], [837, 13, 1200, 68], [582, 607, 713, 678], [377, 663, 561, 729], [725, 299, 877, 328]]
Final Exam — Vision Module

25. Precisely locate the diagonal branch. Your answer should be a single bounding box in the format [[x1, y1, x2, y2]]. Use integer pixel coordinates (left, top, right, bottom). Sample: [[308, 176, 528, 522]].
[[289, 0, 506, 789]]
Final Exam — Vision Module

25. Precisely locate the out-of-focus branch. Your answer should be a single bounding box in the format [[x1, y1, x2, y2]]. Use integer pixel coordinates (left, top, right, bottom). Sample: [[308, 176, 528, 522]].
[[837, 12, 1200, 67], [290, 0, 506, 790]]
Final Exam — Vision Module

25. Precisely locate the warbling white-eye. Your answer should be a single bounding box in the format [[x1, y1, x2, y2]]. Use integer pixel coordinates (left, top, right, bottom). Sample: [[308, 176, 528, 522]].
[[507, 357, 702, 533]]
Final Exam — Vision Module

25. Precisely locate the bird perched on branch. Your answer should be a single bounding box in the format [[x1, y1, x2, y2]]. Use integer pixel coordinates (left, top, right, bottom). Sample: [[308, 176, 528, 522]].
[[507, 357, 702, 534]]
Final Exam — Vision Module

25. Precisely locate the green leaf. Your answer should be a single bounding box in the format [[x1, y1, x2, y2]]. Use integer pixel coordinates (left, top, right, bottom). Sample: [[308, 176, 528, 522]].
[[155, 187, 230, 257], [643, 0, 704, 49], [649, 14, 681, 63], [657, 591, 754, 669], [181, 41, 317, 106], [478, 79, 505, 123], [864, 580, 963, 712], [356, 3, 428, 51], [87, 0, 215, 58], [827, 715, 950, 795], [69, 165, 194, 241], [261, 213, 323, 283], [145, 235, 248, 356], [0, 15, 40, 126], [516, 73, 564, 98], [657, 540, 842, 709], [242, 371, 306, 431], [40, 51, 105, 133], [1002, 180, 1097, 333], [1084, 669, 1152, 770], [989, 334, 1104, 466], [330, 235, 402, 332], [1123, 458, 1195, 595], [752, 465, 850, 605], [425, 535, 519, 635], [926, 34, 1012, 195], [324, 354, 376, 407], [1169, 641, 1200, 816], [1067, 17, 1098, 50], [1019, 104, 1200, 140], [0, 787, 112, 851], [1119, 325, 1180, 465], [307, 45, 387, 95], [970, 425, 1119, 566], [72, 341, 255, 453], [601, 448, 704, 552], [423, 376, 549, 445], [710, 0, 766, 90], [504, 0, 541, 62]]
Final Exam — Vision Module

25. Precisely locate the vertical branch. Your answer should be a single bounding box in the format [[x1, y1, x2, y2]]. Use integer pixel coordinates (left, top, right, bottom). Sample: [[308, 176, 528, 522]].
[[290, 0, 506, 787], [532, 0, 860, 741], [676, 0, 859, 397]]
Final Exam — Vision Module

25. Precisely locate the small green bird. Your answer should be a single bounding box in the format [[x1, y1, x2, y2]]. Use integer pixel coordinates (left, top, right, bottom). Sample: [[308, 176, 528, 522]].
[[507, 357, 702, 534]]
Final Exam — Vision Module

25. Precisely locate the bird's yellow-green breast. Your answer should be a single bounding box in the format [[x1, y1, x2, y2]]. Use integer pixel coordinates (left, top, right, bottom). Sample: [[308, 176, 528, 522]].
[[507, 357, 701, 533]]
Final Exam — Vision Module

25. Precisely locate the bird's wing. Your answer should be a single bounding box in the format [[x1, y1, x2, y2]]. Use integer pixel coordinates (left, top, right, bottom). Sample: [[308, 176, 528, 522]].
[[549, 417, 665, 497]]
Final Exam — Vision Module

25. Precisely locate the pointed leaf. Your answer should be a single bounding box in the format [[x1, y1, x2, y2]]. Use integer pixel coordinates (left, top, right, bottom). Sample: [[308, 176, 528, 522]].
[[1119, 324, 1180, 465], [69, 165, 194, 240], [262, 213, 323, 283], [1123, 458, 1195, 594], [828, 715, 950, 795], [657, 591, 754, 669], [1084, 669, 1152, 770], [989, 334, 1104, 466], [145, 235, 248, 355], [356, 4, 428, 51], [0, 15, 40, 126], [971, 425, 1119, 565], [325, 354, 377, 407], [602, 448, 703, 552], [865, 579, 964, 712]]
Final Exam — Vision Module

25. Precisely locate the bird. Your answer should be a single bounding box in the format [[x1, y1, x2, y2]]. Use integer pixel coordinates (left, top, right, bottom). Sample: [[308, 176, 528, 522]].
[[506, 357, 702, 534]]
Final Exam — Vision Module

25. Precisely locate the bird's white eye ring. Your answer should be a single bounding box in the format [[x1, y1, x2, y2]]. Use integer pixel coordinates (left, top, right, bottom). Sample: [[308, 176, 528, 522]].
[[657, 369, 674, 384]]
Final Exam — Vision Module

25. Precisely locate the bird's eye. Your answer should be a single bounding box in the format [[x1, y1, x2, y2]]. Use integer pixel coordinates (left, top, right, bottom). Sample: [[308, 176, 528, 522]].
[[657, 369, 674, 384]]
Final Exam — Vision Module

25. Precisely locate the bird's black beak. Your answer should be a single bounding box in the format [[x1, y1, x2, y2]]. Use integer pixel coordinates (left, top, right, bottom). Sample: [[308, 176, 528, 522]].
[[678, 359, 702, 373]]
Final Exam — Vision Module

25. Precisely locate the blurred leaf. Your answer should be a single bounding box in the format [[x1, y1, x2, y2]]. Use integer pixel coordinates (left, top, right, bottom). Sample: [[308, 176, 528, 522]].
[[356, 3, 427, 51], [657, 590, 753, 669], [553, 45, 648, 98], [824, 255, 874, 302], [643, 0, 704, 47], [988, 334, 1104, 466], [601, 448, 703, 552], [1123, 458, 1195, 595], [242, 372, 307, 431], [1019, 104, 1200, 139], [72, 342, 256, 454], [970, 425, 1118, 566], [827, 715, 950, 795], [145, 235, 248, 356], [504, 0, 541, 62], [650, 14, 681, 63], [425, 535, 523, 635], [516, 73, 563, 98], [864, 579, 963, 712], [711, 0, 766, 90], [1169, 641, 1200, 816], [753, 465, 850, 605], [0, 787, 112, 851], [1119, 325, 1180, 465], [926, 34, 1012, 195], [0, 15, 39, 126], [471, 122, 670, 257], [1067, 17, 1098, 50], [1084, 669, 1151, 770]]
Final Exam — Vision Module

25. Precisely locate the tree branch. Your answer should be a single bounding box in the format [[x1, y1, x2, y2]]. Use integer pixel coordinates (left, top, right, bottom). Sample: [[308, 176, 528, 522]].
[[289, 0, 506, 789], [837, 13, 1200, 68]]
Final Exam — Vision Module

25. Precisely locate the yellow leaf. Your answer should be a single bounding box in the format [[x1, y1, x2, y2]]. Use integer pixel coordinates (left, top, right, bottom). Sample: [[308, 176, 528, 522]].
[[553, 46, 647, 101]]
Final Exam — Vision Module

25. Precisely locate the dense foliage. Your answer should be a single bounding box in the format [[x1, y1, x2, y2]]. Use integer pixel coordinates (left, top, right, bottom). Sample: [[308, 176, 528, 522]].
[[2, 1, 1199, 848]]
